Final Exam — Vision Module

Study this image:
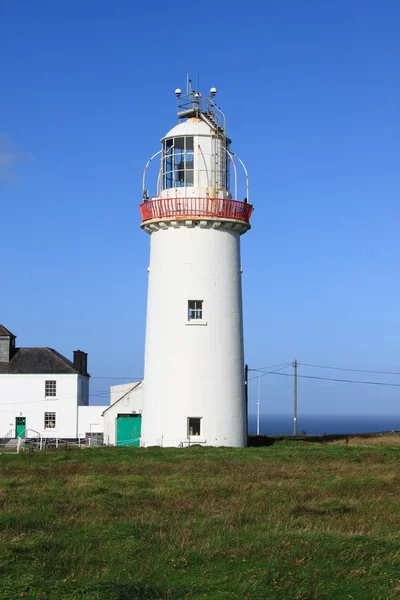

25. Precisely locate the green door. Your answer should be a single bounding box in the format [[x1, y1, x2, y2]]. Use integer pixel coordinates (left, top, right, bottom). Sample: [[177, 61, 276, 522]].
[[116, 415, 142, 447], [15, 417, 26, 439]]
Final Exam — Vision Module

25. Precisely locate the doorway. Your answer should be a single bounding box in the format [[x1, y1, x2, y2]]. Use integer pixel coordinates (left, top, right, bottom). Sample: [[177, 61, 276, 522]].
[[116, 414, 141, 447], [15, 417, 26, 439]]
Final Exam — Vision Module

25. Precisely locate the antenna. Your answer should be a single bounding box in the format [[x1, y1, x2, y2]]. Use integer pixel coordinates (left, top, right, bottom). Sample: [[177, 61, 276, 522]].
[[186, 73, 189, 94]]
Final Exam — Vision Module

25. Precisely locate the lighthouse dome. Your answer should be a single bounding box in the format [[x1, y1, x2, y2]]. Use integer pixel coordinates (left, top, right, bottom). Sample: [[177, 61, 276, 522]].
[[161, 117, 212, 141]]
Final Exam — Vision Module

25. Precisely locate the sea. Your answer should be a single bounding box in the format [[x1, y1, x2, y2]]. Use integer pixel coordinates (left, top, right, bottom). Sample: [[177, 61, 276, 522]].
[[248, 414, 400, 436]]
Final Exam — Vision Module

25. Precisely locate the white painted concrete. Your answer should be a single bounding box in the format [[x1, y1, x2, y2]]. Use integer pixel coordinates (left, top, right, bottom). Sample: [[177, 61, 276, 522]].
[[103, 382, 143, 446], [77, 406, 104, 438], [109, 382, 141, 407], [0, 373, 90, 439], [141, 221, 247, 447]]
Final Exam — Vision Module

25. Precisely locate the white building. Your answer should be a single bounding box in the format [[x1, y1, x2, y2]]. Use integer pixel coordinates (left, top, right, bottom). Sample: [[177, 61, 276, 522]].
[[139, 86, 253, 448], [102, 382, 143, 446], [0, 325, 103, 441]]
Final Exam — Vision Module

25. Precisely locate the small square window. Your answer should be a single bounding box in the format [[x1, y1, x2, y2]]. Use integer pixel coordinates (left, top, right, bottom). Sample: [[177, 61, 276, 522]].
[[44, 412, 56, 429], [45, 380, 57, 397], [188, 300, 203, 320], [188, 417, 201, 436]]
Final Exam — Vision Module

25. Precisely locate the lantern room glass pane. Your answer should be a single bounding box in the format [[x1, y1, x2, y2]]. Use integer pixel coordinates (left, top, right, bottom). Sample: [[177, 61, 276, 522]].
[[162, 136, 194, 189], [185, 150, 194, 170], [174, 153, 184, 167], [175, 169, 185, 186]]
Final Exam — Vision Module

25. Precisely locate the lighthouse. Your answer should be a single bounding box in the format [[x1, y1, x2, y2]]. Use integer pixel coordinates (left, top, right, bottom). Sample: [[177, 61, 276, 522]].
[[140, 86, 253, 448]]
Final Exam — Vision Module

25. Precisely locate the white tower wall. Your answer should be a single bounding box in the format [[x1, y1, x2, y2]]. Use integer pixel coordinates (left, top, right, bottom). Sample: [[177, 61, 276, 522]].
[[141, 223, 246, 447]]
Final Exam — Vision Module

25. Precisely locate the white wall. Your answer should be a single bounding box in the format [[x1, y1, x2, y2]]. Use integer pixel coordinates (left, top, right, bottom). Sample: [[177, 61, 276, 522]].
[[77, 406, 104, 438], [79, 376, 89, 406], [0, 373, 90, 438], [109, 383, 139, 406], [103, 382, 143, 446], [141, 222, 247, 448]]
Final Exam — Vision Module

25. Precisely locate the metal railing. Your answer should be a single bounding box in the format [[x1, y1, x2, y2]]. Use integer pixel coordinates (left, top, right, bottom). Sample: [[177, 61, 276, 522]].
[[26, 428, 41, 438], [140, 197, 253, 224], [1, 432, 104, 453], [17, 437, 25, 453]]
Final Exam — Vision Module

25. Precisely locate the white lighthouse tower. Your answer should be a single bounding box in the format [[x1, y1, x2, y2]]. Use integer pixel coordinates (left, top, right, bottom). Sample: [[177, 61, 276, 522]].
[[140, 86, 253, 448]]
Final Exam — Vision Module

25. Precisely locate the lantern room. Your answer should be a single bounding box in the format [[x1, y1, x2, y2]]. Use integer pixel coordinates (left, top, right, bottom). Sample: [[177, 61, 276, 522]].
[[140, 87, 252, 226], [159, 117, 230, 198]]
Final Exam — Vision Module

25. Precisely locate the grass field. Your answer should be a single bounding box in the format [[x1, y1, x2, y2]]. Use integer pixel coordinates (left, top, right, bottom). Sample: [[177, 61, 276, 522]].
[[1, 440, 399, 599]]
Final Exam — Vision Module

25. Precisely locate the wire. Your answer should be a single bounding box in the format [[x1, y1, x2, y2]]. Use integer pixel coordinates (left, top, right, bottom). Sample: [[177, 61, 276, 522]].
[[298, 362, 400, 376], [248, 364, 292, 381], [270, 371, 400, 388], [91, 376, 143, 380], [0, 383, 141, 405], [249, 362, 293, 371]]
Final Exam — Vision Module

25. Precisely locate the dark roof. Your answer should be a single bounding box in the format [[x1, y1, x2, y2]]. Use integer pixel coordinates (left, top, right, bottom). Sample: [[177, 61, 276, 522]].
[[0, 325, 15, 337], [0, 347, 89, 375]]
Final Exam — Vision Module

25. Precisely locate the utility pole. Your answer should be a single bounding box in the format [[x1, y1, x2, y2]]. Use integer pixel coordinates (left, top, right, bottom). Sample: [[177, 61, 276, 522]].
[[244, 364, 249, 440], [293, 359, 298, 436], [257, 375, 261, 435]]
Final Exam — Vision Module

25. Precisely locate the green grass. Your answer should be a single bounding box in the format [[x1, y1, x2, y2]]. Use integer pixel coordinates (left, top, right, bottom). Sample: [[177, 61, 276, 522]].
[[1, 442, 400, 599]]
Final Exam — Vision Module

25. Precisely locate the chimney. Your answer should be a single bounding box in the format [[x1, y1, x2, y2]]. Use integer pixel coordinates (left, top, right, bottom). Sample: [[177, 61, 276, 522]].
[[0, 325, 16, 363], [73, 350, 88, 375]]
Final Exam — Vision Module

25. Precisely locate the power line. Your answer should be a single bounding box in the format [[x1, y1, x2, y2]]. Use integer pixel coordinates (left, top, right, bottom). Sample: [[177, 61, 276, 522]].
[[0, 385, 139, 405], [298, 362, 400, 376], [270, 371, 400, 388], [91, 376, 142, 380], [249, 362, 293, 372], [248, 364, 292, 381]]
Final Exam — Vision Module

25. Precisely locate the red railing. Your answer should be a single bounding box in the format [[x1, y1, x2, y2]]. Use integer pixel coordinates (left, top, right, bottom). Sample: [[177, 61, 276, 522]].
[[139, 197, 253, 223]]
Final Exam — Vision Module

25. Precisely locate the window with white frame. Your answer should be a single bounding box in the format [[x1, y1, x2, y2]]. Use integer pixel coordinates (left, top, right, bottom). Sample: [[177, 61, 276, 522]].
[[188, 300, 203, 320], [163, 136, 194, 189], [188, 417, 201, 436], [45, 380, 57, 397], [44, 412, 56, 429]]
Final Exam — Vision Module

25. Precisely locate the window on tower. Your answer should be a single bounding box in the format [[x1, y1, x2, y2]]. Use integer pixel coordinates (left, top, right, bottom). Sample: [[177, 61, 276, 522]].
[[163, 136, 194, 189], [188, 300, 203, 320], [188, 417, 201, 437]]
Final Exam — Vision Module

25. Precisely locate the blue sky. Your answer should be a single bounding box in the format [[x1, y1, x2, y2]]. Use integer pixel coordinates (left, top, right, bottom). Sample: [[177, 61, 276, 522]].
[[1, 0, 400, 416]]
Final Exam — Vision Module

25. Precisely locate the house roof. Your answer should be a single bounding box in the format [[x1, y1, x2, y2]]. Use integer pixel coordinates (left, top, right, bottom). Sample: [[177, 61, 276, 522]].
[[0, 325, 15, 337], [0, 347, 89, 375]]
